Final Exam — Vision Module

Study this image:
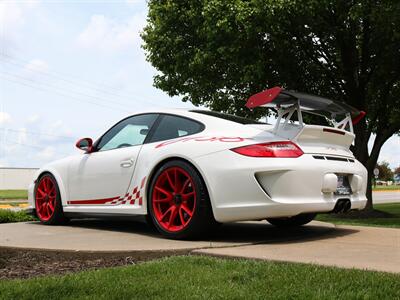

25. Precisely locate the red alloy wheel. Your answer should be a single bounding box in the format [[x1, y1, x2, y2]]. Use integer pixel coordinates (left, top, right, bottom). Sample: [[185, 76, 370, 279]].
[[35, 176, 57, 221], [152, 167, 197, 232]]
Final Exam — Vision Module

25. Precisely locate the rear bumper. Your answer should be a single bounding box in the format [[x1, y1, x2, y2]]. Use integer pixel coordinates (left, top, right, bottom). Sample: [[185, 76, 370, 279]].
[[195, 151, 368, 222]]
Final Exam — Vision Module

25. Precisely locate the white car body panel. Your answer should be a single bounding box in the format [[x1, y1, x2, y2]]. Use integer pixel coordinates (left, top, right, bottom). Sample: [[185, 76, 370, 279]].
[[28, 108, 368, 223]]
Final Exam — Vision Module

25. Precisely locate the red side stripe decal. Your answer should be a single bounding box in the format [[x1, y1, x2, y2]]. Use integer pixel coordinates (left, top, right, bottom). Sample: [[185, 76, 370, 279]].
[[140, 176, 146, 189], [67, 197, 119, 205], [67, 176, 147, 206]]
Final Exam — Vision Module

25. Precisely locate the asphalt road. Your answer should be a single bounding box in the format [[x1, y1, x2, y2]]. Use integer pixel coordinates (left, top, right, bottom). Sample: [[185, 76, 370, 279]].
[[373, 191, 400, 204]]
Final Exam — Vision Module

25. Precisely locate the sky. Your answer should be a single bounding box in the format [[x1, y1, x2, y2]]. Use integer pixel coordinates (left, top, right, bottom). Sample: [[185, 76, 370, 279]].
[[0, 0, 399, 169]]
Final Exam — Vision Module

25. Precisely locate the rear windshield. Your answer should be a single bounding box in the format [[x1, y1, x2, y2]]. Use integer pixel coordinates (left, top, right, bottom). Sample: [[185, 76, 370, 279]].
[[191, 110, 266, 125]]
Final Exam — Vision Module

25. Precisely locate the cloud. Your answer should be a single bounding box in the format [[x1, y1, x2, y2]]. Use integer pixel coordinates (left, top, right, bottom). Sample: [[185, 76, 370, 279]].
[[24, 59, 49, 73], [126, 0, 142, 6], [76, 13, 146, 52], [378, 135, 400, 169], [36, 146, 55, 160], [0, 112, 12, 124], [17, 127, 28, 144], [0, 1, 40, 52], [0, 2, 24, 30], [27, 114, 40, 123]]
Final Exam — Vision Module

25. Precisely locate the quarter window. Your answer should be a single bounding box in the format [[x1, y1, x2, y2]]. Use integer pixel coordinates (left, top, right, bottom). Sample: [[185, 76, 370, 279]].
[[148, 115, 203, 143], [96, 114, 158, 151]]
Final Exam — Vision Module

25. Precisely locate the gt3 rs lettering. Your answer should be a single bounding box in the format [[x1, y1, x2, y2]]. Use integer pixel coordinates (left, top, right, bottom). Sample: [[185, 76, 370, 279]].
[[155, 136, 251, 148], [67, 176, 146, 206]]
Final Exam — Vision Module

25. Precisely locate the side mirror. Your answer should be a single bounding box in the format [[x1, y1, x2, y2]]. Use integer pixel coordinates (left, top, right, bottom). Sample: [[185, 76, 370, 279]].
[[76, 138, 93, 152]]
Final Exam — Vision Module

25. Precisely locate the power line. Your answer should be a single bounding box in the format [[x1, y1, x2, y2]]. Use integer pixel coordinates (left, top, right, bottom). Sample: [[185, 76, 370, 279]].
[[0, 74, 130, 112], [0, 71, 136, 110], [0, 128, 77, 140], [0, 53, 163, 107], [4, 139, 73, 157]]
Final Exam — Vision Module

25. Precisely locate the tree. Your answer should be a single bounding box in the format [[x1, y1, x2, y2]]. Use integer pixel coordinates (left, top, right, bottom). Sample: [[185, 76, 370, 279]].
[[142, 0, 400, 210], [376, 161, 394, 182], [394, 166, 400, 175]]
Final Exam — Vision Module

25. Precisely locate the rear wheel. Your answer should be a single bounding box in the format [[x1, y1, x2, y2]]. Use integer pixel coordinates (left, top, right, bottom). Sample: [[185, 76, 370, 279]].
[[266, 213, 316, 227], [148, 160, 216, 239], [35, 174, 68, 225]]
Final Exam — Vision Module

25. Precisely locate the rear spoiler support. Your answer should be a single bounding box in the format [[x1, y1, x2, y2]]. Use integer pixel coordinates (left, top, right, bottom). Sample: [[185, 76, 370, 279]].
[[273, 101, 303, 134], [274, 103, 354, 134], [247, 87, 365, 135], [332, 113, 354, 133]]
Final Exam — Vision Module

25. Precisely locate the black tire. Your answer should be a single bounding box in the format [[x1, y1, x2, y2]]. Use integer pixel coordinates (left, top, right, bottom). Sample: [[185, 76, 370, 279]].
[[266, 213, 316, 227], [34, 173, 68, 225], [147, 160, 217, 239]]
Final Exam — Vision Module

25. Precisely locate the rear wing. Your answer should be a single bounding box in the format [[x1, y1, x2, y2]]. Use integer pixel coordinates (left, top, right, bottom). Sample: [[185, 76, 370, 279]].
[[245, 87, 366, 134]]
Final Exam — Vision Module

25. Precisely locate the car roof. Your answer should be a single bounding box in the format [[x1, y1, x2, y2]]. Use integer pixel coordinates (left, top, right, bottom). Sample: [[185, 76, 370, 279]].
[[125, 108, 262, 132]]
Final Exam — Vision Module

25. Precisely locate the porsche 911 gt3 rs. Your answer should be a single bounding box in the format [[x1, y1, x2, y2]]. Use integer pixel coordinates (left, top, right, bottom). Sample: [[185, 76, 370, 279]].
[[28, 87, 368, 239]]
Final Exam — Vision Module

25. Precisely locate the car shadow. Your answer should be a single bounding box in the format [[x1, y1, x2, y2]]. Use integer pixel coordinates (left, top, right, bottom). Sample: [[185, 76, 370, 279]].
[[60, 218, 358, 246]]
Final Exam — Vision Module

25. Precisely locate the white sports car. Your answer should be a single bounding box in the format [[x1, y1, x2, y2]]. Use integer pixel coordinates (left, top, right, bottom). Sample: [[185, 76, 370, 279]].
[[28, 87, 368, 239]]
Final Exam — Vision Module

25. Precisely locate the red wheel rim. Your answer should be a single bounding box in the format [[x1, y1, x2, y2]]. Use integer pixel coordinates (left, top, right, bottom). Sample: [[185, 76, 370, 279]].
[[152, 167, 196, 232], [35, 176, 57, 221]]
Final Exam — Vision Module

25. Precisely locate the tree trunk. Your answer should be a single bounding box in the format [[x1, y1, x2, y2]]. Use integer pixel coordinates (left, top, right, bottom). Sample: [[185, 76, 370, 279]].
[[364, 168, 374, 210]]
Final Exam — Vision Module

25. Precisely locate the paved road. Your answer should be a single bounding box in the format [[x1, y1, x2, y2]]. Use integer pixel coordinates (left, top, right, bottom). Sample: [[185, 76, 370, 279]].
[[373, 191, 400, 204], [0, 219, 399, 273]]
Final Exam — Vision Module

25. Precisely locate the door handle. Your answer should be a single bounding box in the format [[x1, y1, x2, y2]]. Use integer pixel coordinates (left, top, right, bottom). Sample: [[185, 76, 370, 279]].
[[120, 159, 133, 168]]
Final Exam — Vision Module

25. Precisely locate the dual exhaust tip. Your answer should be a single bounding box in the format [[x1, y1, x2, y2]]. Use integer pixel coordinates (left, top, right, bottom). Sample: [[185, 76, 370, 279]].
[[332, 199, 351, 214]]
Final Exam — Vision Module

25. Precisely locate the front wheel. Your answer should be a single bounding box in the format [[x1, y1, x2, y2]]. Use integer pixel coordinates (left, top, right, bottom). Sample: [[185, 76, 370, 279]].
[[34, 173, 68, 225], [148, 160, 216, 239], [266, 213, 316, 227]]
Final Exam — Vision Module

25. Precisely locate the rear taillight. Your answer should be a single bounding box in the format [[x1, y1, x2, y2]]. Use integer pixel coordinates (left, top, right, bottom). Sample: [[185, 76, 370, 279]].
[[231, 141, 303, 158]]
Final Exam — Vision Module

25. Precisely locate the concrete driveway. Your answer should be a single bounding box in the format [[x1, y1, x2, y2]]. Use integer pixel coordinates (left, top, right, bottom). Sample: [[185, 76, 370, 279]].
[[0, 219, 398, 273]]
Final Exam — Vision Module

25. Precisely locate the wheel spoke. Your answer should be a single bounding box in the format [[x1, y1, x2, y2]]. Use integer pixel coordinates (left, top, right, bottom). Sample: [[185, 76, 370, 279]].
[[165, 171, 175, 192], [160, 206, 174, 222], [181, 204, 193, 217], [167, 206, 178, 228], [153, 197, 171, 203], [48, 187, 56, 197], [41, 202, 47, 216], [48, 198, 54, 210], [42, 178, 48, 193], [37, 188, 46, 197], [179, 207, 186, 225], [180, 178, 190, 194], [182, 191, 195, 201], [46, 203, 51, 217], [174, 168, 181, 193], [155, 186, 173, 198]]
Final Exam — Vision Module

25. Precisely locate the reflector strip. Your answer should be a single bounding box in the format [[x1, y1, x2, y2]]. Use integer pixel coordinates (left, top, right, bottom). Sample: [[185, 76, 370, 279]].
[[323, 128, 346, 135]]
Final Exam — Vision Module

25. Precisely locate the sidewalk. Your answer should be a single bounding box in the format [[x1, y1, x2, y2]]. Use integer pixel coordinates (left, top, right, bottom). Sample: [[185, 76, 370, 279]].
[[0, 220, 399, 273]]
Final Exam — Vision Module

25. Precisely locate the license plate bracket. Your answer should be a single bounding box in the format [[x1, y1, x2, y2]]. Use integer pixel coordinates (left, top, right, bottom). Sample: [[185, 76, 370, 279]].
[[335, 175, 352, 195]]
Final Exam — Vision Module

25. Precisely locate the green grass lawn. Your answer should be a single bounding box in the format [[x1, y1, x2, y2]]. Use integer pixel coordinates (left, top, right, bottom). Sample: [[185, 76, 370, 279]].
[[0, 210, 36, 224], [0, 190, 28, 200], [316, 203, 400, 228], [0, 256, 399, 300], [372, 185, 400, 191]]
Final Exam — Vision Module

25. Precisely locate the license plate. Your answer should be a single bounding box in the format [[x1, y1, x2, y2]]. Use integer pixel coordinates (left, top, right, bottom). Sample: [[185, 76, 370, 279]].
[[335, 175, 352, 195]]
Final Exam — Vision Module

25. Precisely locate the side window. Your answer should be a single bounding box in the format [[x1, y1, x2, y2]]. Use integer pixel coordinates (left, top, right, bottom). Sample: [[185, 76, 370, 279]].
[[96, 114, 158, 151], [148, 115, 203, 143]]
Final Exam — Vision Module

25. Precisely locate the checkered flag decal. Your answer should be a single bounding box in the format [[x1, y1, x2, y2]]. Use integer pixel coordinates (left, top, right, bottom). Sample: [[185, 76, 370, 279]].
[[106, 176, 146, 206]]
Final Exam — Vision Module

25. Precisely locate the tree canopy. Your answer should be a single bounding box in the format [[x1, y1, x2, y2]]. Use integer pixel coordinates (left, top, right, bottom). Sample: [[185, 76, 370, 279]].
[[376, 161, 394, 182], [142, 0, 400, 208]]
